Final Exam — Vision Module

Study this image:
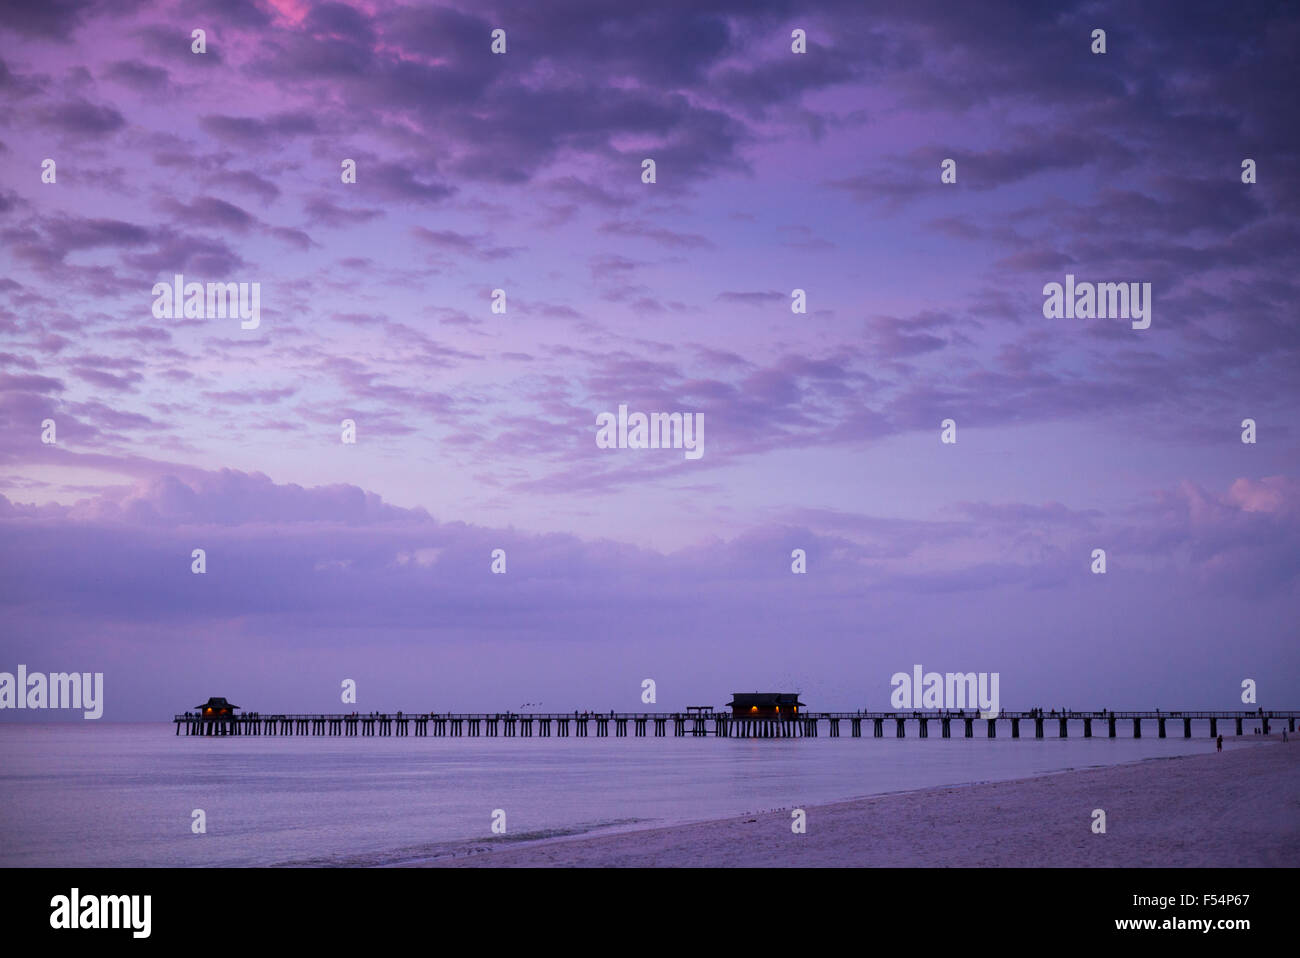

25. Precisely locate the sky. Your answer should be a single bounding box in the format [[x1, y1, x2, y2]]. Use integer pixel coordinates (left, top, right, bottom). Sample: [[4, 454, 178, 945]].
[[1, 0, 1297, 719]]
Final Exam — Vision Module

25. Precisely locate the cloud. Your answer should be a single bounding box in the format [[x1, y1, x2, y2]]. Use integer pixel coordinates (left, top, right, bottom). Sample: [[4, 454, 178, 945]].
[[199, 111, 320, 146], [302, 196, 383, 227], [599, 220, 713, 249], [70, 366, 142, 392], [102, 60, 170, 92], [410, 226, 521, 261], [363, 162, 455, 204], [2, 467, 1294, 678], [208, 169, 281, 204], [37, 96, 125, 133], [717, 290, 784, 305], [161, 196, 260, 232], [0, 0, 117, 41]]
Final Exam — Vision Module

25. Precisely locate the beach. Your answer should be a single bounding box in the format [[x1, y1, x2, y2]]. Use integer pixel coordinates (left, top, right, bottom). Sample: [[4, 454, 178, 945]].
[[427, 738, 1300, 867]]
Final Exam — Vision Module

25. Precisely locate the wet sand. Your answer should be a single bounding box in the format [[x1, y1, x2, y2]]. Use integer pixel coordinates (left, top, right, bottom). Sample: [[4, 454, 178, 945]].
[[426, 738, 1299, 867]]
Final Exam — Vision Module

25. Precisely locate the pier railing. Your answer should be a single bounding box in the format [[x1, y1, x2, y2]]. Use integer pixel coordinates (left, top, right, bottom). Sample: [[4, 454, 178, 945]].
[[173, 709, 1300, 739]]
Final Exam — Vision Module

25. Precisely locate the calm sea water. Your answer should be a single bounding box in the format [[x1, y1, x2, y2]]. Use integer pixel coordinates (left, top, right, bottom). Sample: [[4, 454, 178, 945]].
[[0, 722, 1235, 867]]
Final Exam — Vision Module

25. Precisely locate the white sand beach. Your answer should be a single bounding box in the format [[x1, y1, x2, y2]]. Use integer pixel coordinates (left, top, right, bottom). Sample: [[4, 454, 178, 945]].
[[427, 738, 1299, 867]]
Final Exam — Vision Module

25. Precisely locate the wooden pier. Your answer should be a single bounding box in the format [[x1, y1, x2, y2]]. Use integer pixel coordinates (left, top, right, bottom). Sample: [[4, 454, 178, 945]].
[[174, 709, 1299, 739]]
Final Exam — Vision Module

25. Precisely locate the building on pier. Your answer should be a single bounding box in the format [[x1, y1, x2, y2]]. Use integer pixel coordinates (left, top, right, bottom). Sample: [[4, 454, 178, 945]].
[[726, 692, 804, 717], [196, 696, 239, 717]]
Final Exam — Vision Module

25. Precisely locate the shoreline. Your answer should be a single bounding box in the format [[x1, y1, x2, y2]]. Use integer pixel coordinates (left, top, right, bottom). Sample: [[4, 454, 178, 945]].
[[420, 737, 1299, 867]]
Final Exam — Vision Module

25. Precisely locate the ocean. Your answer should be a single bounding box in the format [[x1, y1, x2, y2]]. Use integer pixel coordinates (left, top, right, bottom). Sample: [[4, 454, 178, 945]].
[[0, 722, 1231, 867]]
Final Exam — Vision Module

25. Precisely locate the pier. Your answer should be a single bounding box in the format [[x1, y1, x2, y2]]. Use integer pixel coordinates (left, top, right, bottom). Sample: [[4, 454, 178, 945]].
[[173, 709, 1299, 739]]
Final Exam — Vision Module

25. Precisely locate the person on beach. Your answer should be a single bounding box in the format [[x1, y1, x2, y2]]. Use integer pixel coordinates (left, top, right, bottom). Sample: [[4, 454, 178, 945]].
[[1216, 734, 1223, 752]]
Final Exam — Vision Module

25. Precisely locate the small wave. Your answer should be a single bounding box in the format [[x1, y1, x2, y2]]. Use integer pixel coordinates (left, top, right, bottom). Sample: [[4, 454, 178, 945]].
[[272, 818, 648, 867]]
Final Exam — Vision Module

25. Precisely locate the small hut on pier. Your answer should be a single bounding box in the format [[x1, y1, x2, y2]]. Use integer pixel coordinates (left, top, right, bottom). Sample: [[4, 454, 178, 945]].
[[726, 692, 804, 717], [196, 696, 239, 717]]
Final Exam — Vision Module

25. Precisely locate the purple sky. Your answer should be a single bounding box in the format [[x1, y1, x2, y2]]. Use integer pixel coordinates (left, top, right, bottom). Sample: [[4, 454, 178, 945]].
[[1, 0, 1297, 719]]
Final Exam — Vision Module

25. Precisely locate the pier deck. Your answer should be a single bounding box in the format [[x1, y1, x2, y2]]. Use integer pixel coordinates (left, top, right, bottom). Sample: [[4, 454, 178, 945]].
[[174, 709, 1299, 739]]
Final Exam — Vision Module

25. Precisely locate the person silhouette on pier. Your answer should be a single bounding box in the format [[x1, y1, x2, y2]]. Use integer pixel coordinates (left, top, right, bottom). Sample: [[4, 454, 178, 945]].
[[1216, 734, 1223, 752]]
